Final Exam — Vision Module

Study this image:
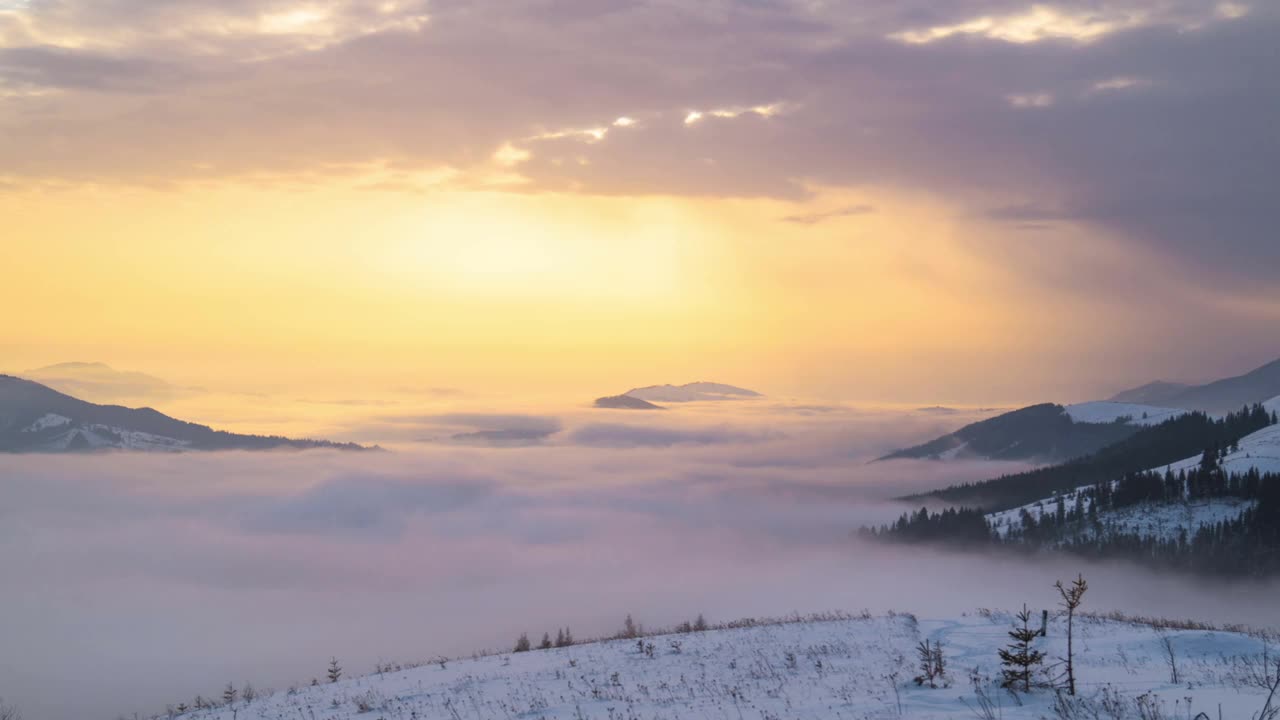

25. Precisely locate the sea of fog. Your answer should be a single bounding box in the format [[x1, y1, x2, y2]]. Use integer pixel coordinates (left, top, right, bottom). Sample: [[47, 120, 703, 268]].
[[2, 398, 1278, 720]]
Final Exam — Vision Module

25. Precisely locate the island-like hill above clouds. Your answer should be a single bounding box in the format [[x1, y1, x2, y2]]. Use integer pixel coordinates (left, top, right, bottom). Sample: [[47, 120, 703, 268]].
[[593, 394, 666, 410], [1108, 356, 1280, 413], [0, 375, 370, 453], [594, 382, 761, 409]]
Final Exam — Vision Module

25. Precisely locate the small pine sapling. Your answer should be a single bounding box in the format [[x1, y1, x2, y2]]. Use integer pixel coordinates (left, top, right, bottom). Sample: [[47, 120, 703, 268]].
[[999, 604, 1045, 693]]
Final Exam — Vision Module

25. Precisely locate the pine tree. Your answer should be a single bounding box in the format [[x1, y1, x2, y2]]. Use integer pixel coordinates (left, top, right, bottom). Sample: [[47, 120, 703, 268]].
[[222, 683, 237, 706], [1054, 574, 1088, 695], [514, 633, 531, 652], [999, 604, 1045, 692], [693, 613, 708, 632], [540, 632, 553, 650], [327, 657, 342, 683]]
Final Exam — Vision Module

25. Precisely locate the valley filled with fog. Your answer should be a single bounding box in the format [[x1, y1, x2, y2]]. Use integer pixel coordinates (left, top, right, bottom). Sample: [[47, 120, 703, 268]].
[[3, 395, 1278, 720]]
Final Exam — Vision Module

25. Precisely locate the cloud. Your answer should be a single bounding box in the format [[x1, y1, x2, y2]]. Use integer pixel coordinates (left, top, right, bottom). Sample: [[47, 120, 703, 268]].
[[0, 0, 1276, 292], [370, 412, 565, 445], [3, 406, 1279, 720], [241, 473, 494, 539], [567, 422, 778, 448], [780, 204, 876, 225]]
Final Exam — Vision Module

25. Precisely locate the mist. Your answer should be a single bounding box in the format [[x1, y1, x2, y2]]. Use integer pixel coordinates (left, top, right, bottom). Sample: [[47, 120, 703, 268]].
[[1, 402, 1277, 720]]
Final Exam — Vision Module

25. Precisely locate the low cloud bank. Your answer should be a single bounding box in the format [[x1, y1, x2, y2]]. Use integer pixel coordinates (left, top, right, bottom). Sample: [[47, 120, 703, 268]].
[[1, 406, 1276, 720]]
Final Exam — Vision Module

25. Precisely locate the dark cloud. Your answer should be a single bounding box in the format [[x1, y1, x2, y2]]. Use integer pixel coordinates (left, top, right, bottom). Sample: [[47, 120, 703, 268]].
[[0, 45, 192, 92], [0, 0, 1276, 287]]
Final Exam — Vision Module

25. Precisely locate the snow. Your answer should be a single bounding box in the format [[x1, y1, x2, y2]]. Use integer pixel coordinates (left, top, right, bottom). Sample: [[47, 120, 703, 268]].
[[1159, 421, 1280, 477], [1064, 401, 1186, 426], [22, 412, 72, 432], [991, 403, 1280, 540], [987, 483, 1254, 541], [22, 421, 191, 451], [175, 612, 1279, 720]]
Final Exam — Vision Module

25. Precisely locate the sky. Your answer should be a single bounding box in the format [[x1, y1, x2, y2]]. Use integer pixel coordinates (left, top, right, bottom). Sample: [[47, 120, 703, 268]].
[[3, 0, 1280, 404]]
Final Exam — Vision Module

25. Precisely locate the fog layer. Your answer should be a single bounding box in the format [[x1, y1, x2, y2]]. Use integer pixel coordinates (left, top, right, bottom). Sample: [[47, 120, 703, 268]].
[[1, 403, 1275, 720]]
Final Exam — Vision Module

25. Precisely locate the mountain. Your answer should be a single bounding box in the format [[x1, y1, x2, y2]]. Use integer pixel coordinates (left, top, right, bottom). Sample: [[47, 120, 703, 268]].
[[878, 403, 1141, 463], [593, 382, 761, 408], [623, 382, 762, 403], [0, 375, 369, 453], [879, 401, 1280, 575], [20, 361, 176, 402], [1062, 401, 1186, 426], [1107, 380, 1191, 405], [1110, 356, 1280, 412], [594, 394, 665, 410]]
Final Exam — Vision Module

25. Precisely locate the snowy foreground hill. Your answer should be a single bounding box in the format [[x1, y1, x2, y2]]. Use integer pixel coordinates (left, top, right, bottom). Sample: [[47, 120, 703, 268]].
[[173, 612, 1279, 720]]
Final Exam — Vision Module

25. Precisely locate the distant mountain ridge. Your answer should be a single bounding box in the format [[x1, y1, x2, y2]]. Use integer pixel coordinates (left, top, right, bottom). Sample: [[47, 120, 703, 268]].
[[0, 375, 369, 453], [1108, 381, 1192, 405], [594, 394, 665, 410], [1109, 357, 1280, 412], [625, 382, 762, 403], [20, 361, 177, 402], [594, 381, 761, 409]]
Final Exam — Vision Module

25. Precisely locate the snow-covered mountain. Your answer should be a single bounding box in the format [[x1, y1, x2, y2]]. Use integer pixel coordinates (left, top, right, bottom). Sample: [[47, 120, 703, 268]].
[[1063, 401, 1187, 426], [166, 611, 1277, 720], [988, 395, 1280, 542], [0, 375, 369, 453], [1108, 380, 1193, 404]]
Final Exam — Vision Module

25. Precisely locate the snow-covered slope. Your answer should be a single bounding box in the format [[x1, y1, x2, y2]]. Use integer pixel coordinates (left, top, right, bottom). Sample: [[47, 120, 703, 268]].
[[989, 398, 1280, 539], [1158, 398, 1280, 476], [1064, 401, 1186, 426], [987, 487, 1254, 541], [0, 374, 368, 453], [174, 612, 1277, 720]]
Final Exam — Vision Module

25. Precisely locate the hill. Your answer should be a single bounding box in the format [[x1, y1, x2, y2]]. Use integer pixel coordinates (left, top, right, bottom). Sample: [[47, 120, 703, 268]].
[[878, 403, 1141, 462], [900, 404, 1273, 512], [160, 611, 1277, 720], [624, 382, 761, 402], [0, 375, 369, 453], [593, 394, 665, 410], [19, 361, 175, 402], [878, 400, 1280, 575], [1111, 356, 1280, 412], [1108, 380, 1191, 405]]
